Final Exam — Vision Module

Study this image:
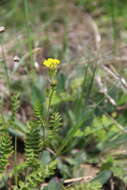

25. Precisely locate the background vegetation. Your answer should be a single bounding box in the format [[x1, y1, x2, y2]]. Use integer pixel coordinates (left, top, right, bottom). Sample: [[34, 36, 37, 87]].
[[1, 0, 127, 189]]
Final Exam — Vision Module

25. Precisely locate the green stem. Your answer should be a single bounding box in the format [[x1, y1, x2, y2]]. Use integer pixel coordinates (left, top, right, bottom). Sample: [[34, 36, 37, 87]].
[[14, 135, 18, 186], [0, 100, 7, 128], [23, 0, 33, 64], [47, 87, 55, 121], [3, 176, 8, 190], [43, 86, 55, 146], [1, 45, 10, 91]]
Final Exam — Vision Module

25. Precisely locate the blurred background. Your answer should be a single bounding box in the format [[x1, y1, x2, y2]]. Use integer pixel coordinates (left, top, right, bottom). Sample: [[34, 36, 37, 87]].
[[1, 0, 127, 189]]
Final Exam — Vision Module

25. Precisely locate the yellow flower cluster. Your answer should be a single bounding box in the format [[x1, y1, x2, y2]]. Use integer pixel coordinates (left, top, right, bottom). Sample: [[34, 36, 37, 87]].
[[42, 58, 60, 69]]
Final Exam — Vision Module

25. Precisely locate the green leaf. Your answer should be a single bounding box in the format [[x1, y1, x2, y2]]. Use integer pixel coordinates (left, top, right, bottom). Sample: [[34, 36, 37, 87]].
[[102, 133, 127, 151], [47, 178, 62, 190], [93, 170, 112, 185], [101, 156, 114, 170], [40, 151, 51, 165]]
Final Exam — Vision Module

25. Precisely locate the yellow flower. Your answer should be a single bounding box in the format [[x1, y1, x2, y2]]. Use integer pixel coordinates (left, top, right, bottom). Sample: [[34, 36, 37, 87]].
[[42, 58, 60, 69]]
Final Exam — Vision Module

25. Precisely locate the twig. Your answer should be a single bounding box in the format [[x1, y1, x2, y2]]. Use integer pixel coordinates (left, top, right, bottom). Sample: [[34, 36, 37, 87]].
[[41, 175, 94, 189]]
